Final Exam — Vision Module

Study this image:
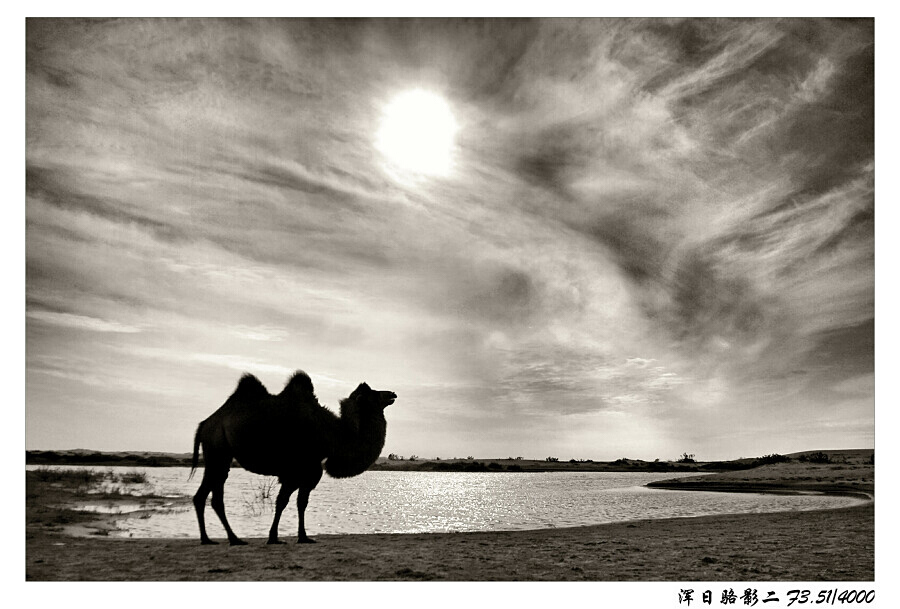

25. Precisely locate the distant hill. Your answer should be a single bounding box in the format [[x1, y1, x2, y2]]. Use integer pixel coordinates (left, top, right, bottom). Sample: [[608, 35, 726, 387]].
[[785, 449, 873, 459], [26, 449, 873, 471], [26, 449, 195, 468]]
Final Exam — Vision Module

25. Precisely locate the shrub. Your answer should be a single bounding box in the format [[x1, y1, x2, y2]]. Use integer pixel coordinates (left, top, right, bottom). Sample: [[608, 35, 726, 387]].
[[488, 462, 503, 470], [117, 470, 148, 484], [677, 452, 696, 463], [33, 467, 104, 485], [752, 454, 791, 466], [507, 464, 522, 472], [241, 476, 278, 517], [800, 450, 831, 463]]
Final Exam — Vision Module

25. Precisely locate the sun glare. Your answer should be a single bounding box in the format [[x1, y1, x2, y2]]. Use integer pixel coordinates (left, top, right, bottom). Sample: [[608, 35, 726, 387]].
[[376, 89, 458, 177]]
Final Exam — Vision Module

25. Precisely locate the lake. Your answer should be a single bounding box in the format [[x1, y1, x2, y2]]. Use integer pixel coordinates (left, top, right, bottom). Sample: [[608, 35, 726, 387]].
[[28, 465, 864, 539]]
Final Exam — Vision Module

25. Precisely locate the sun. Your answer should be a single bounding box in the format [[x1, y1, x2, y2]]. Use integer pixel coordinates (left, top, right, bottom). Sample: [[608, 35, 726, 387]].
[[375, 89, 458, 177]]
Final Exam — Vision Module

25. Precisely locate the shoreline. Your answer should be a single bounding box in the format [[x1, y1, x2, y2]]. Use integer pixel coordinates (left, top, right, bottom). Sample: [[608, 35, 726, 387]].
[[645, 461, 874, 501], [26, 503, 874, 581], [647, 480, 874, 502]]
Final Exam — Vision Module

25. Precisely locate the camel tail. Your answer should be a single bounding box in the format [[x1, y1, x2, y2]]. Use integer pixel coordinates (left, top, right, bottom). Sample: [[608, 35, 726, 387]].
[[189, 422, 204, 480]]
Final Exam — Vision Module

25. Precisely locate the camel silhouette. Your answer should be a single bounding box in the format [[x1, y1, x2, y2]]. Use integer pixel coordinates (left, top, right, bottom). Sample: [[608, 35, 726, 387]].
[[190, 371, 396, 545]]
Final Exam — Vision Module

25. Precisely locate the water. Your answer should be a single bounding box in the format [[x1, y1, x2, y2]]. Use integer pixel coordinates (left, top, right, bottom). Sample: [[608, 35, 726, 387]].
[[28, 465, 864, 539]]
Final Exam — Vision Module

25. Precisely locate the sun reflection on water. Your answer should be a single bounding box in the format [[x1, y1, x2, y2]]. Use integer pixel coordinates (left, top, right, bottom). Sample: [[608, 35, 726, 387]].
[[28, 466, 865, 539]]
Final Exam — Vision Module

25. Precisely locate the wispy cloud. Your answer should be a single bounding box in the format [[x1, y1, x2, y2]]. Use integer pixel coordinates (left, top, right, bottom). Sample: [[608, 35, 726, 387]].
[[187, 354, 295, 378], [25, 18, 873, 459], [27, 310, 141, 333], [228, 324, 289, 342]]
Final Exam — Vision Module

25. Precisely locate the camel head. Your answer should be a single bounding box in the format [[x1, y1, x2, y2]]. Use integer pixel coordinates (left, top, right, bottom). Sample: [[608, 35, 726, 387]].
[[350, 382, 397, 410]]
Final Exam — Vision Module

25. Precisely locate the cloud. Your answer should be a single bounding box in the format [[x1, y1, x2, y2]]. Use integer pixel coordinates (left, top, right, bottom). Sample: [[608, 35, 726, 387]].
[[829, 374, 874, 397], [228, 324, 289, 342], [25, 19, 873, 458], [625, 357, 655, 368], [479, 19, 872, 376], [26, 310, 141, 333], [187, 353, 295, 378]]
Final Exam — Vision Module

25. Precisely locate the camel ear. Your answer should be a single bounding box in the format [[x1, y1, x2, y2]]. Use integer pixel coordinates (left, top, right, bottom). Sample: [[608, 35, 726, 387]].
[[351, 382, 371, 398]]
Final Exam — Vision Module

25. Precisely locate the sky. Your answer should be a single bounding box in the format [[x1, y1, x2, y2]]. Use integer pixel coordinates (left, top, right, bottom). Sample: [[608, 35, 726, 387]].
[[25, 18, 874, 461]]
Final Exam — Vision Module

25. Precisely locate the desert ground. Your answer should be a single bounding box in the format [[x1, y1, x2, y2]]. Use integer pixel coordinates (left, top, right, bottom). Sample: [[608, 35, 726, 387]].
[[25, 452, 874, 581]]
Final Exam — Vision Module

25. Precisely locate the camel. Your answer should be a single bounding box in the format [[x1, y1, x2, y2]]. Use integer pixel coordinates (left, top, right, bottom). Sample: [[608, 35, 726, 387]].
[[190, 370, 396, 545]]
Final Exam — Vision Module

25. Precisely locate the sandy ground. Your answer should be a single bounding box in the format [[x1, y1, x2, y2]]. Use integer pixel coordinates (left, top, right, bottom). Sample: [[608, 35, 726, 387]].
[[26, 503, 872, 581], [25, 458, 874, 582], [647, 460, 875, 498]]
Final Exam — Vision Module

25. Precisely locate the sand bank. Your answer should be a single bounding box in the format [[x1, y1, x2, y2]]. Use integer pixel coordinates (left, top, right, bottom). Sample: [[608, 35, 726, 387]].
[[26, 504, 872, 581]]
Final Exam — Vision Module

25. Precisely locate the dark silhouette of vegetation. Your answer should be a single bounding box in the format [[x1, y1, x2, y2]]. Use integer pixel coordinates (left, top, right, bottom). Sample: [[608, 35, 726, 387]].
[[752, 453, 791, 466], [677, 452, 696, 463], [118, 470, 148, 484], [32, 466, 105, 485], [417, 460, 514, 473], [419, 461, 457, 472], [26, 450, 192, 468], [31, 467, 148, 485], [507, 464, 522, 471], [545, 456, 559, 462], [799, 451, 831, 464], [242, 476, 279, 517], [29, 467, 150, 498]]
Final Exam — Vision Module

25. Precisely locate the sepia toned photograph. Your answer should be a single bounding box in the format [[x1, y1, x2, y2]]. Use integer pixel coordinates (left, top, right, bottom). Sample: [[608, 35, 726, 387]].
[[25, 16, 874, 588]]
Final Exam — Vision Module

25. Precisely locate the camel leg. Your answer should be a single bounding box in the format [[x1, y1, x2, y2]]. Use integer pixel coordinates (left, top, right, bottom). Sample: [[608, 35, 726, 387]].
[[267, 482, 298, 544], [209, 473, 247, 546], [193, 473, 217, 545], [296, 487, 316, 544]]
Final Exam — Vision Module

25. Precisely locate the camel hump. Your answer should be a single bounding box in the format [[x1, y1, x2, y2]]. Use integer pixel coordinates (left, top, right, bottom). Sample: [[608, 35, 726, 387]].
[[282, 370, 315, 396], [233, 374, 270, 400]]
